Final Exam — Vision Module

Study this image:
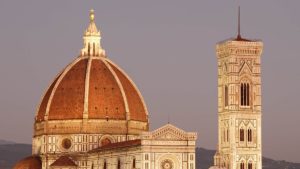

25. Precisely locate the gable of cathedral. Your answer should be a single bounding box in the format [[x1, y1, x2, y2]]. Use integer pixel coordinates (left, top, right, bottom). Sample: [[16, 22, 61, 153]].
[[142, 124, 196, 141]]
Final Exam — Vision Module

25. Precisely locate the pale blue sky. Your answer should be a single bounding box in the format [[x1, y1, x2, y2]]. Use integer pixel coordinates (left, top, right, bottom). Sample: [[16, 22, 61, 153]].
[[0, 0, 299, 162]]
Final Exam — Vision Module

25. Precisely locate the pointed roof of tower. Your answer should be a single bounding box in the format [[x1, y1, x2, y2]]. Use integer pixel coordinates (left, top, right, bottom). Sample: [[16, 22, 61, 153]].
[[235, 6, 251, 42], [217, 7, 262, 44]]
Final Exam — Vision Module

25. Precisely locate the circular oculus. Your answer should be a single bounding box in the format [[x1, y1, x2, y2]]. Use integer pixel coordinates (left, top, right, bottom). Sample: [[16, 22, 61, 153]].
[[61, 138, 72, 149], [161, 159, 173, 169]]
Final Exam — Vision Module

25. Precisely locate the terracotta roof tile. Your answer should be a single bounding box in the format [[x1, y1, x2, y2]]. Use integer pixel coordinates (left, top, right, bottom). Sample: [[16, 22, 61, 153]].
[[13, 155, 42, 169], [36, 73, 61, 121], [48, 59, 87, 120], [50, 155, 77, 167], [35, 56, 149, 135], [109, 62, 147, 122], [89, 139, 142, 153], [88, 59, 126, 119]]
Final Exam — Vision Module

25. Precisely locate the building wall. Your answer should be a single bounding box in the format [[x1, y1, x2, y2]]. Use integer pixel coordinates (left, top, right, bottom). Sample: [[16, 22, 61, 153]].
[[36, 124, 197, 169], [88, 142, 196, 169], [33, 133, 139, 155]]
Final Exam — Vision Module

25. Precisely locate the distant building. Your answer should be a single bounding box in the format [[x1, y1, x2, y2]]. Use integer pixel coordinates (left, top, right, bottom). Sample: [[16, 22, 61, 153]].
[[13, 10, 197, 169], [210, 8, 263, 169]]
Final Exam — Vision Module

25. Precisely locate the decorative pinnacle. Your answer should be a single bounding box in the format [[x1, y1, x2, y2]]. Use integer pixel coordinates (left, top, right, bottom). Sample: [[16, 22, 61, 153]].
[[84, 9, 100, 36], [90, 9, 95, 22]]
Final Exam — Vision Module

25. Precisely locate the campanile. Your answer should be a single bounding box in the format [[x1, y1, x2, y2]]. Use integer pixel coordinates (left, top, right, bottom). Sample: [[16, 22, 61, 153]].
[[213, 8, 263, 169]]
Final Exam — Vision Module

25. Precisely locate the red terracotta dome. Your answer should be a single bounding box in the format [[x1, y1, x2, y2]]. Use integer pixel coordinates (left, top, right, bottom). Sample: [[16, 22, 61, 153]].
[[36, 56, 148, 123], [34, 10, 148, 135], [13, 156, 42, 169]]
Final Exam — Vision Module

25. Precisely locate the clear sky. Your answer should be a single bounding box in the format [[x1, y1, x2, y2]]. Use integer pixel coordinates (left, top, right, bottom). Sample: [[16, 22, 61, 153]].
[[0, 0, 299, 163]]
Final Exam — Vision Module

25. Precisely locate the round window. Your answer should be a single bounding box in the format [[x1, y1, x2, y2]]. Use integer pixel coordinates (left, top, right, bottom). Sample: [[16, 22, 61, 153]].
[[61, 138, 72, 149], [161, 159, 173, 169], [101, 138, 112, 146]]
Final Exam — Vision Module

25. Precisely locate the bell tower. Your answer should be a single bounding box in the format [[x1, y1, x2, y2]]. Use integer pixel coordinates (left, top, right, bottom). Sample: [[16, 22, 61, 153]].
[[213, 7, 263, 169]]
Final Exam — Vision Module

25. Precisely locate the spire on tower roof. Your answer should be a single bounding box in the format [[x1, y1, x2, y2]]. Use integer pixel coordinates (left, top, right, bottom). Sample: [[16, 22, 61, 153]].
[[235, 6, 251, 42], [237, 6, 241, 40]]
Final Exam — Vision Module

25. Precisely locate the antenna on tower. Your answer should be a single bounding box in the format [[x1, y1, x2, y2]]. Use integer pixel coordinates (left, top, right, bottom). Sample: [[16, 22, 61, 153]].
[[237, 6, 242, 40]]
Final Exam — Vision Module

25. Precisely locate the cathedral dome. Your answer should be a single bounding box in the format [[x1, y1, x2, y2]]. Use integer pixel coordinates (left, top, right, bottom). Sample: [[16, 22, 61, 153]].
[[13, 156, 42, 169], [34, 10, 148, 136], [36, 56, 148, 123]]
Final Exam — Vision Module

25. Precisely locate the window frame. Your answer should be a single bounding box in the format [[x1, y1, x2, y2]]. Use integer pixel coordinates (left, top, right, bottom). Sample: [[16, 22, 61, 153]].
[[248, 129, 253, 142], [240, 82, 251, 107], [240, 128, 245, 142]]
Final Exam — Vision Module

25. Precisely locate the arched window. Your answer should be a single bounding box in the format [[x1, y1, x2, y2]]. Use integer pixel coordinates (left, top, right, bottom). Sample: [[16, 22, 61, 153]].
[[100, 138, 112, 147], [240, 129, 245, 142], [243, 83, 247, 105], [225, 85, 229, 107], [241, 83, 250, 106], [248, 129, 252, 142], [133, 158, 136, 168], [241, 84, 244, 105], [103, 161, 107, 169], [246, 84, 250, 106], [240, 162, 245, 169], [248, 162, 253, 169], [117, 159, 121, 169]]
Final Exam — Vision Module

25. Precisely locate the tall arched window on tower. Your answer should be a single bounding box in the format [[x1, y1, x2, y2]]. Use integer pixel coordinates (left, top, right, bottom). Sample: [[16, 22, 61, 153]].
[[248, 129, 252, 142], [240, 129, 245, 142], [241, 83, 244, 105], [240, 82, 250, 106], [240, 162, 245, 169], [246, 83, 250, 106], [225, 85, 229, 107], [248, 162, 253, 169]]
